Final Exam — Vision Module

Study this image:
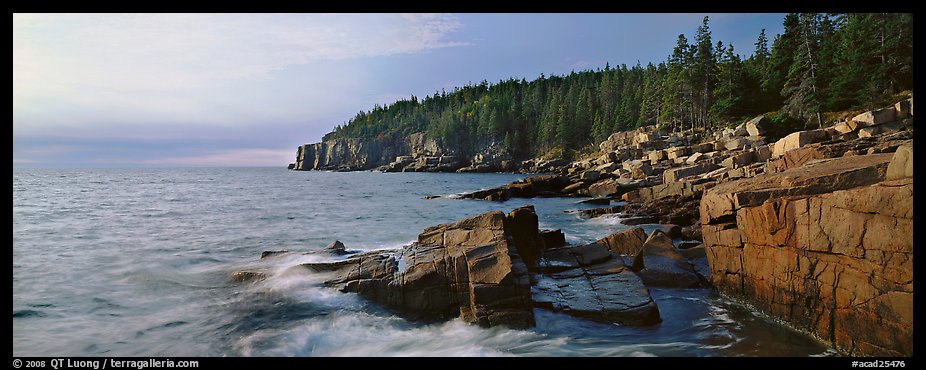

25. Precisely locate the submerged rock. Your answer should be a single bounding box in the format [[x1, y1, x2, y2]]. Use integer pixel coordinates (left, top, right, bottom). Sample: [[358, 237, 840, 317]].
[[229, 271, 267, 284]]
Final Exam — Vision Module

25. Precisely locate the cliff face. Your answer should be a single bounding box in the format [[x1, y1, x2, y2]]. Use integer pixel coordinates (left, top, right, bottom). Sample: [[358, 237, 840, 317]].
[[700, 146, 913, 356], [293, 132, 514, 172], [294, 132, 444, 171]]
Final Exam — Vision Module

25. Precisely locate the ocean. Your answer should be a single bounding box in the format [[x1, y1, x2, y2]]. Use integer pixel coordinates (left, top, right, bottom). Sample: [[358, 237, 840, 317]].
[[12, 168, 834, 356]]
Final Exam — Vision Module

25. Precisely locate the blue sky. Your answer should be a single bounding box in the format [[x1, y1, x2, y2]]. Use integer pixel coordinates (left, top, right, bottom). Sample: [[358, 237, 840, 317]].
[[13, 13, 786, 168]]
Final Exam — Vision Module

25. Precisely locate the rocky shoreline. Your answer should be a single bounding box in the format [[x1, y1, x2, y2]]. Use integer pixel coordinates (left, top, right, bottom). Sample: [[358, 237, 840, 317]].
[[281, 97, 913, 356]]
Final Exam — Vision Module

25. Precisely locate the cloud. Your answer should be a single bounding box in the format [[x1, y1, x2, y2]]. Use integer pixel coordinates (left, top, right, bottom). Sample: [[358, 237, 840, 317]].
[[14, 13, 466, 91], [13, 13, 469, 150], [139, 148, 296, 167]]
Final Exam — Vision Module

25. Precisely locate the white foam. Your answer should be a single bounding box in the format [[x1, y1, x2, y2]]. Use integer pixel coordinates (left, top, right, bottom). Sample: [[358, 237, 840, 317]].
[[234, 312, 565, 357]]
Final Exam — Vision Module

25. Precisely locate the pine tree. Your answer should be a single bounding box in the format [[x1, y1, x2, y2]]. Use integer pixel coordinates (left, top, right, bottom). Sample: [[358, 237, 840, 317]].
[[711, 43, 744, 121], [782, 13, 824, 128], [319, 13, 913, 160], [766, 13, 800, 109], [663, 34, 691, 132], [693, 16, 716, 129]]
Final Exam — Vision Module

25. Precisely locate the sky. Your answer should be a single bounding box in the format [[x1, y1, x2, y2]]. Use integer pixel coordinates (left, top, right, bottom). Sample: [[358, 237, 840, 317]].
[[13, 13, 786, 168]]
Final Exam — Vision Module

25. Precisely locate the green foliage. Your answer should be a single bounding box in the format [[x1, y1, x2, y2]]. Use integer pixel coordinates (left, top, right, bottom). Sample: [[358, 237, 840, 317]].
[[321, 13, 913, 158]]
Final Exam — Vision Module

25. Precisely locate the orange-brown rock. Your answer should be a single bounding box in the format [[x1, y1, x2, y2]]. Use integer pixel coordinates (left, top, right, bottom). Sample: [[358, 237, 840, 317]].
[[597, 227, 648, 256], [305, 207, 536, 328], [297, 205, 665, 329], [700, 153, 913, 356]]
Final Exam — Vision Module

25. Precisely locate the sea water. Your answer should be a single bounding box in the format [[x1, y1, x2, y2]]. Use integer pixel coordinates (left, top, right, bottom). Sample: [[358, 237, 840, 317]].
[[12, 168, 833, 356]]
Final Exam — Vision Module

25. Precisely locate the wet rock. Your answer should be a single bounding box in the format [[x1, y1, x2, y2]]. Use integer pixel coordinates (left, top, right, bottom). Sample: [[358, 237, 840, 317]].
[[561, 182, 584, 194], [506, 182, 536, 198], [620, 216, 661, 225], [229, 271, 267, 283], [578, 197, 610, 205], [505, 205, 544, 267], [301, 209, 535, 328], [533, 245, 661, 325], [260, 250, 289, 259], [569, 205, 624, 218], [677, 241, 701, 250], [632, 230, 702, 288], [649, 224, 682, 238], [532, 268, 661, 326], [324, 240, 349, 255], [681, 223, 702, 241], [539, 229, 566, 249]]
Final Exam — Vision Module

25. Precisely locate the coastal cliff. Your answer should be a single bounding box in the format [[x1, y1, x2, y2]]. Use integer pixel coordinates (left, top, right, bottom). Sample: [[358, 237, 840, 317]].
[[431, 97, 914, 356], [287, 95, 913, 356], [293, 132, 515, 172], [700, 148, 912, 356]]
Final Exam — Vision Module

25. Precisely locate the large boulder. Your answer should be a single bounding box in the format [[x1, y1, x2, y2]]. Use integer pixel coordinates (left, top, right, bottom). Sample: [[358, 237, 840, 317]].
[[587, 178, 621, 198], [858, 121, 903, 138], [302, 209, 535, 328], [833, 121, 855, 134], [648, 149, 667, 162], [626, 161, 652, 179], [895, 98, 912, 119], [700, 153, 912, 356], [323, 240, 349, 255], [630, 230, 702, 288], [580, 170, 601, 182], [745, 115, 770, 136], [505, 205, 544, 267], [685, 152, 705, 165], [663, 163, 722, 183], [852, 107, 897, 128], [596, 227, 648, 255], [724, 137, 749, 151], [666, 146, 689, 160], [886, 142, 913, 180], [771, 129, 828, 158], [721, 151, 753, 169]]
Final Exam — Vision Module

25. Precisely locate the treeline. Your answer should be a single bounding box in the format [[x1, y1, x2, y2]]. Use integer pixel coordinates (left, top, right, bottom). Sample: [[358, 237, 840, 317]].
[[323, 13, 913, 157]]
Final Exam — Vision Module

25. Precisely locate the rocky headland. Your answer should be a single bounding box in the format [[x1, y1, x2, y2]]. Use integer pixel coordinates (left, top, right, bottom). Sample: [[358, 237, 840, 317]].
[[283, 96, 913, 356]]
